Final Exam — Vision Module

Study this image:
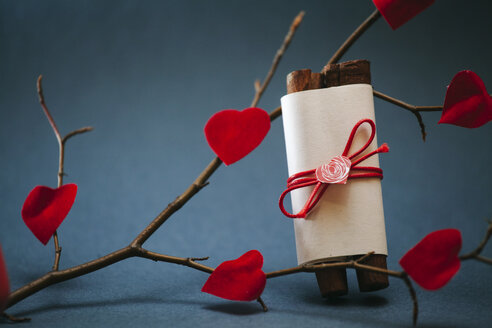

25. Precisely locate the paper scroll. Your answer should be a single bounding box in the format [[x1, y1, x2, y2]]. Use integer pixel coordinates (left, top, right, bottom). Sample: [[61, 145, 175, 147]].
[[280, 84, 387, 265]]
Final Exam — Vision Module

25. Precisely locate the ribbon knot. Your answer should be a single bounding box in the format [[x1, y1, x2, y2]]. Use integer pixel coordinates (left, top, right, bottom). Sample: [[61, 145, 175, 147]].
[[279, 118, 389, 219]]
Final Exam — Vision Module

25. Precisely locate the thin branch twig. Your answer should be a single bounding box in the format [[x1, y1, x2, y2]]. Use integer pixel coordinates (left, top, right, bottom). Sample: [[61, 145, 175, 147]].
[[37, 75, 62, 144], [257, 297, 268, 312], [136, 248, 214, 274], [37, 76, 93, 271], [460, 222, 492, 264], [323, 9, 442, 142], [373, 90, 443, 141], [1, 312, 31, 323], [265, 253, 419, 326], [373, 90, 443, 113], [401, 273, 419, 326], [37, 75, 64, 271], [326, 9, 381, 66], [251, 10, 305, 108], [62, 127, 94, 144]]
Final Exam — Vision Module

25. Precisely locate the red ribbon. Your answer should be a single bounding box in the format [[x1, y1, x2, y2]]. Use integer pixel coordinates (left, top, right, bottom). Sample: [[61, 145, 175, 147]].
[[279, 118, 389, 219]]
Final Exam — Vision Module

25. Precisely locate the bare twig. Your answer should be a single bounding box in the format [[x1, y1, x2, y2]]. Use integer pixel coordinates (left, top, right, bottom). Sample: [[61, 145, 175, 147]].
[[401, 273, 419, 326], [4, 246, 212, 309], [37, 75, 62, 144], [460, 222, 492, 264], [37, 75, 64, 271], [257, 297, 268, 312], [323, 9, 441, 141], [254, 79, 261, 93], [373, 90, 443, 113], [136, 248, 214, 274], [373, 90, 443, 141], [326, 9, 381, 66], [266, 253, 419, 325], [1, 312, 31, 323], [251, 11, 305, 108], [37, 76, 93, 271], [62, 127, 94, 144], [355, 251, 375, 263]]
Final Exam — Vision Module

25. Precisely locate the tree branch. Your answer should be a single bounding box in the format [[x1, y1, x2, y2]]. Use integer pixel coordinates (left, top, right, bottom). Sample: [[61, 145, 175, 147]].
[[37, 75, 64, 271], [257, 297, 268, 312], [135, 248, 214, 274], [266, 253, 419, 326], [37, 76, 93, 272], [251, 11, 305, 108], [1, 312, 31, 323], [62, 127, 94, 144], [460, 222, 492, 264], [373, 90, 443, 141], [37, 75, 62, 144], [326, 9, 381, 66]]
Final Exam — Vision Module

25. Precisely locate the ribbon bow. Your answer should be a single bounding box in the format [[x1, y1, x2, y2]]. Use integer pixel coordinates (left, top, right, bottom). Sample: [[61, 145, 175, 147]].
[[279, 118, 389, 219]]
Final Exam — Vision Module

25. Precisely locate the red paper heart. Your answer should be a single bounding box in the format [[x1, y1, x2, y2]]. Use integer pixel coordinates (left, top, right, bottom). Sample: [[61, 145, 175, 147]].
[[201, 250, 266, 301], [21, 184, 78, 245], [439, 70, 492, 128], [399, 229, 462, 290], [204, 107, 270, 165], [0, 245, 9, 311], [373, 0, 435, 30]]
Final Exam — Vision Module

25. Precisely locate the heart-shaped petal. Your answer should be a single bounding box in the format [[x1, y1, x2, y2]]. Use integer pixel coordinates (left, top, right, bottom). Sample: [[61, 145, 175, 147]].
[[21, 184, 78, 245], [204, 107, 270, 165], [0, 245, 10, 311], [399, 229, 462, 290], [202, 250, 266, 301], [373, 0, 435, 30], [439, 70, 492, 128], [315, 155, 351, 184]]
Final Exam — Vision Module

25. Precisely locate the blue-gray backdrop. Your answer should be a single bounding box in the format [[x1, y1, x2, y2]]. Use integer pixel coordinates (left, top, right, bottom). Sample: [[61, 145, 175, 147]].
[[1, 0, 491, 327]]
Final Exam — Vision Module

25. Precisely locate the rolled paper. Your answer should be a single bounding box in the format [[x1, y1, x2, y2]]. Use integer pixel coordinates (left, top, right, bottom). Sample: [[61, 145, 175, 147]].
[[280, 84, 387, 265]]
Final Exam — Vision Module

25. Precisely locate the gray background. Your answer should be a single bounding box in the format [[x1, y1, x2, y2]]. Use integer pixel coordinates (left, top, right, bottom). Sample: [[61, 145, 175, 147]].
[[1, 0, 491, 327]]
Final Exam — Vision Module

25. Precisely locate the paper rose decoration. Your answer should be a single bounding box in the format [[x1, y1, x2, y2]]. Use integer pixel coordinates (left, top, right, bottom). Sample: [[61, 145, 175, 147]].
[[315, 155, 352, 184]]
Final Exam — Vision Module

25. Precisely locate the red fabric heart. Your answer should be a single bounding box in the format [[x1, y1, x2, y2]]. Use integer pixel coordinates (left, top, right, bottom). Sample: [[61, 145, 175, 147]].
[[399, 229, 462, 290], [0, 245, 9, 311], [201, 250, 266, 301], [21, 184, 78, 245], [439, 70, 492, 128], [204, 107, 270, 165], [373, 0, 435, 30]]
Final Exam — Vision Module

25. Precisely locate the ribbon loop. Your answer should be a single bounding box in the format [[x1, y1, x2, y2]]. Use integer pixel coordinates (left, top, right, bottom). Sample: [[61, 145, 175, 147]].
[[279, 118, 389, 219]]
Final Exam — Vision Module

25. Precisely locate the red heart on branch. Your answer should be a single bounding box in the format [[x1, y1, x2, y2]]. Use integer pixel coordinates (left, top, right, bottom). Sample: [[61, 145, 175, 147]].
[[0, 245, 9, 311], [21, 184, 78, 245], [202, 250, 266, 301], [204, 107, 270, 165], [373, 0, 435, 30], [399, 229, 462, 290], [439, 70, 492, 128]]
